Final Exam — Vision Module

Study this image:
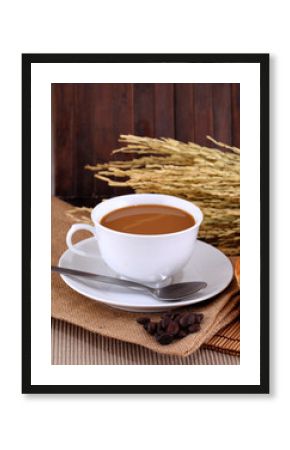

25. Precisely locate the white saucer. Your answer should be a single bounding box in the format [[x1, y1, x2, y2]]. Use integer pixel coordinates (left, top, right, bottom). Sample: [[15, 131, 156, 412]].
[[58, 238, 233, 312]]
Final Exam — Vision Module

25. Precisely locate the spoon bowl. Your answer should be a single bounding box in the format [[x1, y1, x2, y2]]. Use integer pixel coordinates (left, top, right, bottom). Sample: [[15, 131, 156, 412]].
[[153, 282, 207, 300]]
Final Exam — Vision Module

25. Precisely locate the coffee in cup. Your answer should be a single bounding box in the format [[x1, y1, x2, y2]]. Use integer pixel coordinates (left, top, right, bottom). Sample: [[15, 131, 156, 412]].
[[100, 204, 195, 235]]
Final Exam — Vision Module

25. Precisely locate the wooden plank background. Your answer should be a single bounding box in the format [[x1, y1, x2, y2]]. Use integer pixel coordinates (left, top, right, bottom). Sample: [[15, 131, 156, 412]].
[[52, 83, 240, 205]]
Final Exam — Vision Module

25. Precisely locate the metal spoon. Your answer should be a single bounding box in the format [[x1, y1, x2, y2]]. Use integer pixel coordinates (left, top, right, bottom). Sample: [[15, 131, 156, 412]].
[[52, 266, 207, 301]]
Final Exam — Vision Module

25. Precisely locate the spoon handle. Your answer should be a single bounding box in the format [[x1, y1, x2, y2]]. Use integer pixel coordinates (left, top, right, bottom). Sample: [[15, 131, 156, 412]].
[[52, 266, 152, 292]]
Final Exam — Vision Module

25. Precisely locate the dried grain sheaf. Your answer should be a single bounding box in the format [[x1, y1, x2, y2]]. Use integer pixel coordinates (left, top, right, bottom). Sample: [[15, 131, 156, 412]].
[[73, 135, 240, 255]]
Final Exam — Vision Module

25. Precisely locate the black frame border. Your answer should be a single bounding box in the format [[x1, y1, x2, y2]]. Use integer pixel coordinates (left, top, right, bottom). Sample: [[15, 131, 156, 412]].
[[22, 53, 269, 394]]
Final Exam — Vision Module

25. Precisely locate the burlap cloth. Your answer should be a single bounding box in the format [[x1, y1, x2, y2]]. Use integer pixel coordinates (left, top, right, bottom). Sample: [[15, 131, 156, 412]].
[[52, 197, 240, 357]]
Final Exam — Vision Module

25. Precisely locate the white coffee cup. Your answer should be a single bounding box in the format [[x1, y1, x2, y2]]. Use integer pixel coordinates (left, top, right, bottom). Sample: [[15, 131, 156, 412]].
[[66, 193, 203, 284]]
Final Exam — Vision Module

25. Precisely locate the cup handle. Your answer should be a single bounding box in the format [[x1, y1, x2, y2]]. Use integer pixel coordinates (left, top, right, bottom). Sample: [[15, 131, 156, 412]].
[[66, 223, 97, 256]]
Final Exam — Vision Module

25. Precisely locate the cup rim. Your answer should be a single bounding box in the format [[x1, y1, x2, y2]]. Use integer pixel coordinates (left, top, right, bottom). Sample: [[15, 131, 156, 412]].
[[91, 193, 203, 239]]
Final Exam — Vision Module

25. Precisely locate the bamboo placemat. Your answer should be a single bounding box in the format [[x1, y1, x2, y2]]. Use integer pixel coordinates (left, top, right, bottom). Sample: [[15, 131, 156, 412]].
[[204, 320, 240, 356], [52, 318, 240, 365]]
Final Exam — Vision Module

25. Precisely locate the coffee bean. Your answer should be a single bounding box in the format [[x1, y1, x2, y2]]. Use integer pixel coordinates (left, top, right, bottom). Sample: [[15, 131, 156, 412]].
[[157, 334, 174, 345], [169, 312, 177, 320], [186, 313, 196, 326], [161, 312, 172, 319], [194, 313, 204, 323], [173, 313, 182, 322], [138, 311, 204, 345], [188, 323, 201, 333], [177, 329, 187, 339], [166, 320, 179, 336], [160, 317, 170, 330], [179, 313, 191, 328], [146, 322, 157, 335], [137, 317, 150, 325], [157, 322, 164, 335]]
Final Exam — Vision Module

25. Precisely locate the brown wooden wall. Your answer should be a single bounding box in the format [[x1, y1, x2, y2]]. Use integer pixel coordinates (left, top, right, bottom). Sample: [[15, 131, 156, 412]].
[[52, 83, 240, 205]]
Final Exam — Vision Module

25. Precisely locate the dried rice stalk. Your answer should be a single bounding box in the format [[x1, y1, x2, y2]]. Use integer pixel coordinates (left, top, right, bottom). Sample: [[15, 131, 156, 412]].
[[74, 135, 240, 255]]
